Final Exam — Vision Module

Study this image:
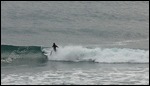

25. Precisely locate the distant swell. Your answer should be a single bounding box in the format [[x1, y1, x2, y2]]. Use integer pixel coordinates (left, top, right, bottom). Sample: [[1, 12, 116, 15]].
[[1, 45, 149, 65]]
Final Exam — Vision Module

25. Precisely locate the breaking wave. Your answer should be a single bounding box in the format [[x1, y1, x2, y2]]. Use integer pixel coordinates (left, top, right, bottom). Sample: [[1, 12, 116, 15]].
[[1, 45, 149, 65], [43, 46, 149, 63], [1, 45, 47, 65]]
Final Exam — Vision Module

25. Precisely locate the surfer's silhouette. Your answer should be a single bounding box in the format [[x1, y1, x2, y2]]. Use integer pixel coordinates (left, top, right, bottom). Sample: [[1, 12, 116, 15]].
[[50, 43, 58, 55], [52, 43, 58, 52]]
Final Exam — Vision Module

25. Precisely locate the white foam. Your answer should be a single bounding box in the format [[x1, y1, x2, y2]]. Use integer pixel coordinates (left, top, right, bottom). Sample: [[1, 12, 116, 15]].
[[42, 46, 149, 63], [2, 67, 149, 85]]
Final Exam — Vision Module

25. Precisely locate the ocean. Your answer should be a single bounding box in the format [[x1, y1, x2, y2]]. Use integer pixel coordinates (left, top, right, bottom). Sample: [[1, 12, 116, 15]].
[[1, 1, 149, 85]]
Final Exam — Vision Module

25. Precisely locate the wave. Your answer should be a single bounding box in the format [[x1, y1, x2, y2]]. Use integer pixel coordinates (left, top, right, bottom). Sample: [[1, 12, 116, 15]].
[[43, 46, 149, 63], [1, 45, 47, 65], [1, 45, 149, 65]]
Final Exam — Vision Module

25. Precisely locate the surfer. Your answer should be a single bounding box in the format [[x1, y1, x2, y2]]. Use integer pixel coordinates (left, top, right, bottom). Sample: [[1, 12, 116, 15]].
[[52, 43, 58, 52]]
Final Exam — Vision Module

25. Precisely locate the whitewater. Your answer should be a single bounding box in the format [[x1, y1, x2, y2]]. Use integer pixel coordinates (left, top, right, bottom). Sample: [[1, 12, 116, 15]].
[[43, 46, 149, 63]]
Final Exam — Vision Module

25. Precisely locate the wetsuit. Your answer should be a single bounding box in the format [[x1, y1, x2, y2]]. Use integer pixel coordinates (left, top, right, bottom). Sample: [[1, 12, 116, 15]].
[[52, 43, 58, 52]]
